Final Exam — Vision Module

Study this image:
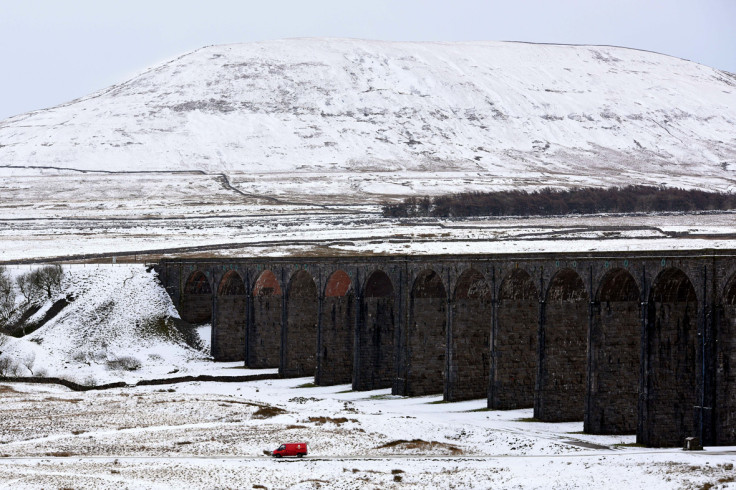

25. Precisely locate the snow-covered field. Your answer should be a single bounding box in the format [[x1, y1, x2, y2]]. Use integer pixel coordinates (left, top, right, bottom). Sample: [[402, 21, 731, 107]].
[[1, 173, 735, 263], [0, 265, 735, 488], [2, 379, 735, 488]]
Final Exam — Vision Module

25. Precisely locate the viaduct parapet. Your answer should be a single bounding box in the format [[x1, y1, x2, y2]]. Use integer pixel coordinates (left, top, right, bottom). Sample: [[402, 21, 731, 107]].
[[156, 249, 736, 447]]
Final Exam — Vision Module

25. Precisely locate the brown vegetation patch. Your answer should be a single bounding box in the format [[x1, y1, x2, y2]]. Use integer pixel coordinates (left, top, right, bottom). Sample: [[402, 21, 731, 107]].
[[305, 416, 358, 426], [0, 385, 18, 393], [43, 397, 82, 403], [45, 451, 74, 457], [252, 405, 287, 419], [376, 439, 462, 455]]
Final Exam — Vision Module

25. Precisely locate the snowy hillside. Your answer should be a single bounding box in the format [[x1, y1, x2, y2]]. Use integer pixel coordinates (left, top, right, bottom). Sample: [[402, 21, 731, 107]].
[[0, 265, 220, 384], [1, 38, 735, 189]]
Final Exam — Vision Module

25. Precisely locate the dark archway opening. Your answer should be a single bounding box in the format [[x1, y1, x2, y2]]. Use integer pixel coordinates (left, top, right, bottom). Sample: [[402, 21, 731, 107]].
[[535, 269, 588, 422], [213, 271, 246, 361], [639, 268, 697, 447], [355, 270, 395, 391], [180, 271, 212, 324], [586, 268, 640, 434], [715, 274, 736, 444], [406, 269, 447, 396], [248, 270, 282, 368], [447, 269, 491, 401], [282, 270, 318, 378], [491, 269, 538, 409], [317, 270, 354, 386]]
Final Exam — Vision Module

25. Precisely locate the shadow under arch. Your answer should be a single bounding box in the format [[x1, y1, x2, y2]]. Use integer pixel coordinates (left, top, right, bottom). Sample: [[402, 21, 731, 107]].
[[716, 273, 736, 444], [317, 270, 354, 386], [535, 268, 588, 422], [180, 270, 212, 324], [354, 270, 395, 391], [403, 269, 447, 397], [213, 270, 246, 361], [447, 268, 491, 401], [282, 269, 318, 378], [248, 270, 282, 369], [639, 267, 697, 447], [491, 268, 538, 410], [586, 268, 640, 434]]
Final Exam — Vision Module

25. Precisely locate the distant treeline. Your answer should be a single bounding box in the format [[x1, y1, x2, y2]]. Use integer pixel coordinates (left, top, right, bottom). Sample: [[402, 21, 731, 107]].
[[382, 185, 736, 218]]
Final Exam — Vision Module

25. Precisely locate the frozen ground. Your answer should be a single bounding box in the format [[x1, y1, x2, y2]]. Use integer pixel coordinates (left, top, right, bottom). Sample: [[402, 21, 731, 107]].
[[0, 264, 735, 488], [1, 173, 735, 264], [1, 379, 735, 489]]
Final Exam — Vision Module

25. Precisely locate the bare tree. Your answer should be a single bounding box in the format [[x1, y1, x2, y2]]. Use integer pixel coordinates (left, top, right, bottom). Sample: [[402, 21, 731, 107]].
[[21, 351, 36, 376], [31, 265, 64, 300], [0, 267, 16, 326], [16, 273, 41, 305], [16, 265, 64, 305]]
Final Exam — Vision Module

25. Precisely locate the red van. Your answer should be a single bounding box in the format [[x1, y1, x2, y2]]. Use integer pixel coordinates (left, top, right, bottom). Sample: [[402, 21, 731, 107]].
[[272, 442, 308, 458]]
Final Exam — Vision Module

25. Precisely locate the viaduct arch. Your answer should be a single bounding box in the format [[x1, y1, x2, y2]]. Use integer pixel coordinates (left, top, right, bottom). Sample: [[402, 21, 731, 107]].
[[158, 249, 736, 447]]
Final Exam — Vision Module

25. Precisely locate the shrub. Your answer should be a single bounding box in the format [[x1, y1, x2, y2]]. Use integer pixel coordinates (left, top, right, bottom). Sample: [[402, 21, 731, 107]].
[[106, 355, 142, 371]]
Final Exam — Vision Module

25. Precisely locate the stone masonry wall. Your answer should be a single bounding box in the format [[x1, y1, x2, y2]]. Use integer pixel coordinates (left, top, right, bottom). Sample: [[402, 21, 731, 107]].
[[317, 293, 355, 386], [535, 271, 588, 422], [282, 272, 318, 378], [717, 303, 736, 445], [214, 295, 246, 361], [640, 301, 697, 446], [407, 296, 446, 396], [448, 296, 491, 401], [355, 296, 395, 390], [179, 294, 212, 324], [586, 300, 640, 433], [249, 293, 281, 368], [492, 298, 538, 409]]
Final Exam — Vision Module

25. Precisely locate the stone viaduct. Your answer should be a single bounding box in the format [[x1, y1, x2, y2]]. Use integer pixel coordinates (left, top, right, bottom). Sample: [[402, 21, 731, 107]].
[[156, 249, 736, 447]]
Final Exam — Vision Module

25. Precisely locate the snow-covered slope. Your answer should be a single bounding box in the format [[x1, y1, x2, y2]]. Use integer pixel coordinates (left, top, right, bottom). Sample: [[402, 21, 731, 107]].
[[1, 38, 735, 187], [0, 265, 216, 384]]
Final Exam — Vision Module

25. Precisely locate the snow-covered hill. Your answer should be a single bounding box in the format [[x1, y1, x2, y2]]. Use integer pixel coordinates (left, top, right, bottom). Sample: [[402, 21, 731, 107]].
[[0, 265, 221, 384], [1, 38, 735, 189]]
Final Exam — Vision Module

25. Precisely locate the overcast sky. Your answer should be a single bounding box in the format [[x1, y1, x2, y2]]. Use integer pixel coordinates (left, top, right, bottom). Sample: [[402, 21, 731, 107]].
[[1, 0, 734, 120]]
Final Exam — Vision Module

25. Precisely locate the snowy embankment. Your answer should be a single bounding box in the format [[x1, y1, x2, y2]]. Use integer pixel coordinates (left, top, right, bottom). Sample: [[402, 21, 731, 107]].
[[0, 264, 249, 385]]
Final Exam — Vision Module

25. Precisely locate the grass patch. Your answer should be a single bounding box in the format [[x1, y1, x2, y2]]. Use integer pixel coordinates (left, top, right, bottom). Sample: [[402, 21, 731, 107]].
[[376, 439, 462, 455], [368, 394, 396, 400], [515, 417, 544, 423], [295, 382, 317, 389], [614, 442, 647, 448], [466, 407, 491, 412], [305, 416, 358, 426], [427, 399, 449, 405], [336, 389, 353, 394], [252, 405, 287, 419]]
